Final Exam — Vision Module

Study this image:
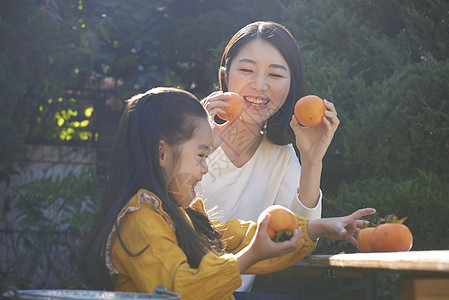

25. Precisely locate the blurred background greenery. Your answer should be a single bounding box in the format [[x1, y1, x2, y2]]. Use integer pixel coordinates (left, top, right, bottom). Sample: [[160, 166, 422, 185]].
[[1, 0, 448, 298]]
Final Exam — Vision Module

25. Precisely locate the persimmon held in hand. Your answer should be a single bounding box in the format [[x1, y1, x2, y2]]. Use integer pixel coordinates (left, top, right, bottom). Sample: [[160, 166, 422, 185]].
[[217, 92, 244, 121], [294, 95, 326, 127], [266, 205, 298, 242], [357, 214, 413, 253]]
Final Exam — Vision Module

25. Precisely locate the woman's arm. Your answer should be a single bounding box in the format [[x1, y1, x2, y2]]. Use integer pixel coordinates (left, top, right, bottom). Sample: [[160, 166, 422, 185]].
[[290, 99, 340, 210], [296, 158, 322, 210], [306, 208, 376, 246], [276, 146, 322, 219]]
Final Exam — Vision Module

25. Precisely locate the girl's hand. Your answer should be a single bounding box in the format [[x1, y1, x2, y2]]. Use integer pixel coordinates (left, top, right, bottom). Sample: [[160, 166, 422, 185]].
[[235, 214, 301, 273], [201, 91, 240, 151], [307, 208, 376, 248], [252, 214, 301, 260], [290, 99, 340, 164]]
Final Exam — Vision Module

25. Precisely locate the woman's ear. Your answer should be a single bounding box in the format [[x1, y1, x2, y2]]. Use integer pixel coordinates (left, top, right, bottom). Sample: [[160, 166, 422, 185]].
[[223, 68, 229, 87], [159, 140, 168, 168]]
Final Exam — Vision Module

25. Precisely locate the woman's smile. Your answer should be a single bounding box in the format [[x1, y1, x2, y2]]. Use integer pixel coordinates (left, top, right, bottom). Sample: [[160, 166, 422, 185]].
[[243, 96, 270, 111], [226, 38, 291, 125]]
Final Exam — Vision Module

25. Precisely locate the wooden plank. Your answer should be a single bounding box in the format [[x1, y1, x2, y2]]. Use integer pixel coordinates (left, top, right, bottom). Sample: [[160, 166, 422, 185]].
[[266, 267, 324, 277], [401, 278, 449, 300], [298, 251, 449, 273], [267, 266, 366, 278]]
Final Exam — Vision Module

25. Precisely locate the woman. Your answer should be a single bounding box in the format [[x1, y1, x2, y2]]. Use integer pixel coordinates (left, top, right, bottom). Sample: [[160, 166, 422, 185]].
[[197, 21, 340, 291]]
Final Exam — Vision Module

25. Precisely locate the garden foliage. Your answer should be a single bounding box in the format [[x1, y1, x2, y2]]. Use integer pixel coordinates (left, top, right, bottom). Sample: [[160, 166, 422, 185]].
[[1, 168, 101, 289], [0, 0, 448, 294]]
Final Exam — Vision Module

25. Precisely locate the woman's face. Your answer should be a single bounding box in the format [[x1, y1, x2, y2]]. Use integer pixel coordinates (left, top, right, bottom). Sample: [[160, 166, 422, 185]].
[[226, 38, 291, 126], [160, 119, 213, 208]]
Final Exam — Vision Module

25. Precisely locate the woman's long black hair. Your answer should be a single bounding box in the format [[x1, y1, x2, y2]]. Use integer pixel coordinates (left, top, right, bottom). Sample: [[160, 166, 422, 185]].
[[78, 87, 223, 290], [219, 21, 307, 145]]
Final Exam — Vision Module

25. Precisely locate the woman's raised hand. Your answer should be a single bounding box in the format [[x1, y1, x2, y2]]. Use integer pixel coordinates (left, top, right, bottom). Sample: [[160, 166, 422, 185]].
[[290, 99, 340, 164], [201, 91, 230, 117], [201, 91, 240, 152]]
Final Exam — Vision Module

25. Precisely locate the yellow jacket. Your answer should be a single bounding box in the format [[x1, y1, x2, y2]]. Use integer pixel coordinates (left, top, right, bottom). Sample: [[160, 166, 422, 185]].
[[105, 189, 317, 300]]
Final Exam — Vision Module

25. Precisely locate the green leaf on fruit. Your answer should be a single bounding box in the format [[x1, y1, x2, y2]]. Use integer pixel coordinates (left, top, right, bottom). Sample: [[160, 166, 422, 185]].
[[273, 230, 293, 242]]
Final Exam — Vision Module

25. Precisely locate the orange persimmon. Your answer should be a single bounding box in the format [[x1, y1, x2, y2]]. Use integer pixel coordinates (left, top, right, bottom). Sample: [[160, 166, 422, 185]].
[[356, 214, 413, 253], [217, 92, 244, 121], [371, 223, 413, 252], [266, 205, 298, 242], [357, 227, 376, 253], [294, 95, 326, 127]]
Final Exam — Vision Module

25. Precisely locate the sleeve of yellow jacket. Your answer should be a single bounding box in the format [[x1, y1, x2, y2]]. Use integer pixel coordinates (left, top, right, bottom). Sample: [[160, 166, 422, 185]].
[[110, 196, 241, 300], [211, 211, 318, 274]]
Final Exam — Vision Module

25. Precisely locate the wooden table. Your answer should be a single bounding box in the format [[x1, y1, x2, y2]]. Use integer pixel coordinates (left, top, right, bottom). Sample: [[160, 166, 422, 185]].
[[270, 250, 449, 300]]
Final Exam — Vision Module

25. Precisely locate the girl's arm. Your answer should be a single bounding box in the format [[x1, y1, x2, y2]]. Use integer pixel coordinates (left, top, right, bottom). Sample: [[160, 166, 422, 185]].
[[213, 212, 317, 275], [221, 206, 375, 274], [111, 205, 242, 299]]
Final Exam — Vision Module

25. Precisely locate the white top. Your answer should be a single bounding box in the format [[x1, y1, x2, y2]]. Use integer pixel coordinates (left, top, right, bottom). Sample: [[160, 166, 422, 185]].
[[196, 134, 322, 223]]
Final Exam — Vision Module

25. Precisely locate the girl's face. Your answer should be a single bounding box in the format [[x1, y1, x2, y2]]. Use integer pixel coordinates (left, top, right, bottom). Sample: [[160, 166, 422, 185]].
[[160, 119, 213, 208], [226, 38, 291, 126]]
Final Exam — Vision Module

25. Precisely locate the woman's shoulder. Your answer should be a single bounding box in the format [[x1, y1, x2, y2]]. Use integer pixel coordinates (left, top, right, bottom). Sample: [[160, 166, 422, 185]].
[[260, 135, 297, 160]]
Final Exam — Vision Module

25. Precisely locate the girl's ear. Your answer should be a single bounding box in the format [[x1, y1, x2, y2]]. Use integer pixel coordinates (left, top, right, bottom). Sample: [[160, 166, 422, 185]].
[[159, 140, 169, 168]]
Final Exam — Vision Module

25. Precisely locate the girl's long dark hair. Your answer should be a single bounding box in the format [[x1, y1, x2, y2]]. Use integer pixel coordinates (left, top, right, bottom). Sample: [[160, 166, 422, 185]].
[[219, 21, 307, 145], [78, 87, 222, 290]]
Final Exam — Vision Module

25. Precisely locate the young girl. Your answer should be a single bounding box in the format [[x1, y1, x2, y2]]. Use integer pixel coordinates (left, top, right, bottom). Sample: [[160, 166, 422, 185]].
[[78, 87, 374, 299], [198, 21, 340, 291]]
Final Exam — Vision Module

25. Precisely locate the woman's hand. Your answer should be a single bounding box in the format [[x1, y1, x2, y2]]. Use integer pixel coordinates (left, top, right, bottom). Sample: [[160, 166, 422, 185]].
[[201, 91, 240, 151], [234, 214, 301, 273], [307, 208, 376, 247], [290, 99, 340, 164], [201, 91, 230, 117]]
